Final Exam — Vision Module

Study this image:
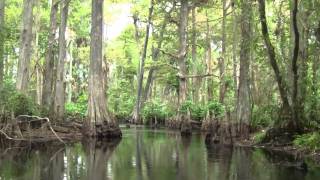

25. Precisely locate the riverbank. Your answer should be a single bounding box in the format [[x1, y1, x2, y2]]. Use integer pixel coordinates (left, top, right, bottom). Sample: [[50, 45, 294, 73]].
[[1, 121, 320, 168], [3, 127, 320, 180], [135, 123, 320, 166], [235, 133, 320, 166]]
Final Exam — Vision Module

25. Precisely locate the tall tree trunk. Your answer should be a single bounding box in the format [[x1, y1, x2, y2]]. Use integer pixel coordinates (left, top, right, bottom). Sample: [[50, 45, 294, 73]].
[[311, 43, 319, 121], [291, 0, 300, 129], [219, 0, 227, 104], [42, 0, 59, 109], [140, 3, 175, 111], [178, 0, 191, 135], [191, 6, 199, 102], [297, 7, 310, 125], [53, 0, 70, 121], [33, 9, 42, 105], [206, 10, 213, 102], [232, 2, 238, 108], [236, 0, 252, 139], [36, 65, 42, 105], [311, 21, 320, 121], [258, 0, 292, 122], [0, 0, 4, 89], [131, 0, 154, 124], [85, 0, 121, 138], [66, 41, 73, 103], [16, 0, 35, 93]]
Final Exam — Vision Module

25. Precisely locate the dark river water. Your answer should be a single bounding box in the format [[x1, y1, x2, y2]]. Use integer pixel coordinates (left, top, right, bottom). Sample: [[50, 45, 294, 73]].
[[0, 127, 320, 180]]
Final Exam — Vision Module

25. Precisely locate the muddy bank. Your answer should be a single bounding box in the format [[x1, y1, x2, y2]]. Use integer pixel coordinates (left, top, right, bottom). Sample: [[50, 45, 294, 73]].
[[0, 115, 84, 145], [247, 143, 320, 166]]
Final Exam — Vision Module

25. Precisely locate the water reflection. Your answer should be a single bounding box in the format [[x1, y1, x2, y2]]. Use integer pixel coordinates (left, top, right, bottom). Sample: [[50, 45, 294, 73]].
[[206, 144, 233, 180], [83, 139, 120, 180], [1, 128, 320, 180]]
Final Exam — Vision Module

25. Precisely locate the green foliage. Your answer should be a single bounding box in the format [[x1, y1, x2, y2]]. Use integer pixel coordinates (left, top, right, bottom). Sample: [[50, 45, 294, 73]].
[[305, 92, 320, 129], [253, 131, 266, 144], [0, 80, 39, 117], [65, 93, 88, 118], [207, 100, 225, 118], [142, 99, 174, 124], [251, 105, 279, 129], [293, 132, 320, 151], [8, 93, 39, 116], [190, 104, 207, 121], [179, 100, 224, 121], [69, 0, 91, 38], [108, 79, 135, 120], [180, 100, 193, 114]]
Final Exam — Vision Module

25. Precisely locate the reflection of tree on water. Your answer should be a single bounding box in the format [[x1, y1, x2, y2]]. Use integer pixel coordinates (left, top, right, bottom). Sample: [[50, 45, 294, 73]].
[[176, 135, 191, 180], [41, 147, 64, 180], [256, 149, 308, 180], [231, 148, 252, 180], [83, 138, 121, 180], [136, 129, 143, 180], [1, 130, 319, 180], [0, 142, 65, 180], [205, 144, 233, 180], [135, 128, 155, 180]]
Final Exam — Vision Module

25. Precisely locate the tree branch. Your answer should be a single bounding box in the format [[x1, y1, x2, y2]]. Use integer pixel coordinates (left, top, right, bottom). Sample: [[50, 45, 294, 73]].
[[177, 73, 219, 79]]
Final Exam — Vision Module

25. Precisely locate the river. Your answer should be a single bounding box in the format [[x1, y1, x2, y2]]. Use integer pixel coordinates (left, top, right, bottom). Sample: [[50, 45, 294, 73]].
[[0, 127, 320, 180]]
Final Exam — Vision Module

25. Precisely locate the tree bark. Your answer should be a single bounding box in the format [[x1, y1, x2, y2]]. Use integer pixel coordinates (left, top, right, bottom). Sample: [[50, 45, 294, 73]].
[[311, 43, 319, 121], [85, 0, 121, 138], [178, 0, 191, 135], [53, 0, 70, 121], [258, 0, 291, 117], [236, 0, 252, 139], [42, 0, 59, 109], [232, 1, 238, 108], [0, 0, 4, 89], [16, 0, 35, 93], [191, 6, 200, 102], [219, 0, 227, 104], [131, 0, 154, 124], [297, 7, 310, 125], [66, 41, 73, 103], [291, 0, 300, 128], [140, 3, 175, 111], [33, 8, 42, 105], [205, 10, 213, 102], [178, 0, 188, 105]]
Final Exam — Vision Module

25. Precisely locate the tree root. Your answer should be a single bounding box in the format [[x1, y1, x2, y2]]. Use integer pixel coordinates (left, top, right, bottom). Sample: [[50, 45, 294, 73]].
[[0, 115, 66, 144], [0, 129, 26, 141]]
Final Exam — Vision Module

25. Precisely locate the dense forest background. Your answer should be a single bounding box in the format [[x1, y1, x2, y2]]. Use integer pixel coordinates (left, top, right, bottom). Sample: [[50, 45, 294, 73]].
[[0, 0, 320, 146]]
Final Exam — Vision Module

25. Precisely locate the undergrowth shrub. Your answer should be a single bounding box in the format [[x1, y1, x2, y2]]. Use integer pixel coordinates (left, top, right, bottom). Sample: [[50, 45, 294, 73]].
[[108, 79, 135, 121], [253, 131, 267, 144], [142, 99, 174, 125], [207, 100, 225, 118], [251, 104, 279, 129], [0, 81, 39, 117], [65, 93, 88, 118], [293, 132, 320, 151], [179, 100, 224, 121]]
